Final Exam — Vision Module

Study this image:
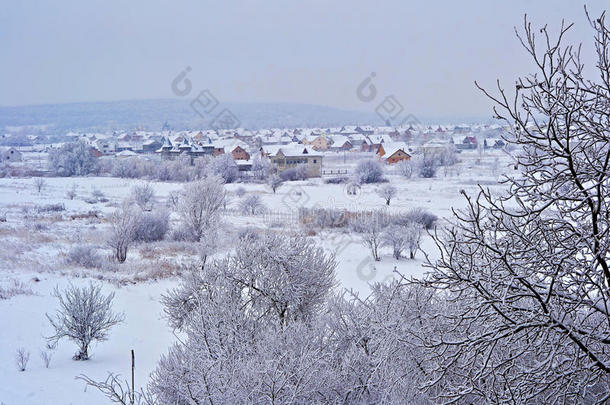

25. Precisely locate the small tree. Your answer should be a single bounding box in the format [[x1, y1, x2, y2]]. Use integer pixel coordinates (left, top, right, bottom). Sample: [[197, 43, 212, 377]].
[[177, 177, 225, 241], [209, 154, 239, 183], [34, 177, 46, 193], [239, 194, 266, 215], [382, 225, 409, 259], [396, 159, 413, 178], [107, 206, 137, 263], [404, 222, 422, 259], [46, 283, 124, 360], [131, 183, 155, 211], [268, 175, 283, 193], [352, 213, 386, 261], [377, 184, 397, 205]]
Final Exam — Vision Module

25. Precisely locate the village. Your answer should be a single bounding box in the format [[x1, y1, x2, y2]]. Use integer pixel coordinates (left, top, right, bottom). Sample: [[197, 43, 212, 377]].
[[0, 123, 508, 178]]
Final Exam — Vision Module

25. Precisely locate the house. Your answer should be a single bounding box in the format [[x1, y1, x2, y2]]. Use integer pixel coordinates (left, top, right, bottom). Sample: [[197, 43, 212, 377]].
[[328, 135, 353, 151], [0, 147, 22, 163], [376, 142, 411, 164], [310, 135, 330, 151], [457, 136, 478, 150], [266, 144, 323, 177]]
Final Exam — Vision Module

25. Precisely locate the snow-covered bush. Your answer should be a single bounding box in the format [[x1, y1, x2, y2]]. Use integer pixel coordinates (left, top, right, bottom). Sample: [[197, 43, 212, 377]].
[[354, 159, 385, 184], [235, 186, 246, 198], [0, 279, 33, 300], [131, 183, 155, 210], [36, 203, 65, 213], [239, 194, 266, 215], [414, 152, 438, 178], [65, 245, 103, 269], [324, 176, 349, 184], [299, 207, 349, 228], [133, 210, 170, 242], [209, 154, 239, 183], [397, 207, 437, 230], [46, 283, 124, 360], [279, 165, 309, 181]]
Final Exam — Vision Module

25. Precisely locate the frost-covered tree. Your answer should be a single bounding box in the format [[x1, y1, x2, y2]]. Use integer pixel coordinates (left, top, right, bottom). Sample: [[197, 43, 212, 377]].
[[107, 205, 138, 263], [268, 174, 283, 193], [377, 184, 397, 205], [352, 213, 386, 261], [251, 155, 272, 180], [48, 139, 98, 176], [131, 183, 155, 211], [414, 12, 610, 403], [46, 283, 124, 360], [177, 176, 225, 241], [354, 159, 385, 184], [239, 194, 266, 215], [382, 224, 409, 259], [209, 153, 239, 183], [396, 159, 413, 178]]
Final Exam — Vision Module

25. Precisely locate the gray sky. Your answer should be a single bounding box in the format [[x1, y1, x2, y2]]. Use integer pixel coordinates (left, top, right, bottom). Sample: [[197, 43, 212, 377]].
[[1, 1, 605, 117]]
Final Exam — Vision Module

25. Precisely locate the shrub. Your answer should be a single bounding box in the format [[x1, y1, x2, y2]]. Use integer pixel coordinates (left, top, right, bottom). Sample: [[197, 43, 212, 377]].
[[235, 187, 247, 198], [354, 159, 385, 184], [209, 154, 239, 183], [65, 245, 103, 269], [279, 165, 309, 181], [133, 211, 170, 242], [36, 203, 65, 213], [397, 208, 438, 230], [324, 176, 349, 184], [299, 207, 349, 228], [15, 348, 30, 372]]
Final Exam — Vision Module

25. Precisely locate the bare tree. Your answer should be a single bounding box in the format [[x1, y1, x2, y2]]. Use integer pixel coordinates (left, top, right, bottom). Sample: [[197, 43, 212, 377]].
[[34, 177, 46, 193], [107, 205, 137, 263], [15, 348, 30, 371], [46, 283, 124, 360], [354, 159, 385, 184], [177, 176, 225, 241], [377, 184, 397, 206], [404, 222, 422, 259], [66, 183, 78, 200], [414, 12, 610, 403]]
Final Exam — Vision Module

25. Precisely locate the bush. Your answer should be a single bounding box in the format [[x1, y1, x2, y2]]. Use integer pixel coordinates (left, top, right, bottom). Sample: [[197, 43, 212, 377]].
[[354, 159, 385, 184], [209, 154, 239, 183], [15, 348, 30, 372], [299, 207, 349, 228], [279, 165, 309, 181], [36, 203, 65, 213], [396, 208, 438, 230], [324, 176, 349, 184], [133, 211, 170, 242], [66, 245, 103, 269]]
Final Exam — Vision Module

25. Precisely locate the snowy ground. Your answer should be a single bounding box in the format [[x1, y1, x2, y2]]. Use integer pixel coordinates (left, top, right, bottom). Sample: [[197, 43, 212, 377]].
[[0, 149, 514, 404]]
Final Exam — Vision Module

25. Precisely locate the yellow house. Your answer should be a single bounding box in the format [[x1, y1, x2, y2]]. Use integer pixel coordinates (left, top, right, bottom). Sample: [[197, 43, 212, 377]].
[[311, 135, 329, 151], [267, 145, 323, 177]]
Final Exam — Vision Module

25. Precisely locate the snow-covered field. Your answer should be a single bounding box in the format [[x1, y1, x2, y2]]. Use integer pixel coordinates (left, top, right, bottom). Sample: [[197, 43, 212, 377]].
[[0, 149, 513, 404]]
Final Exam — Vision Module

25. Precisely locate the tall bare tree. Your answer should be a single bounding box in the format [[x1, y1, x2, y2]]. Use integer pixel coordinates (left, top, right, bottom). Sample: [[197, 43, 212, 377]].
[[415, 10, 610, 403]]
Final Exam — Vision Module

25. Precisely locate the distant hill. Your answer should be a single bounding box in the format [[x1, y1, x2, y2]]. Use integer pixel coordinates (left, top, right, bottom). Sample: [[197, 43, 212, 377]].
[[0, 99, 494, 135], [0, 99, 390, 134]]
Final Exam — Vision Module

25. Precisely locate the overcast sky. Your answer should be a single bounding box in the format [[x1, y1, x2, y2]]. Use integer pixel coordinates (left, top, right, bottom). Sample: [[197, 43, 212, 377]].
[[1, 1, 606, 117]]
